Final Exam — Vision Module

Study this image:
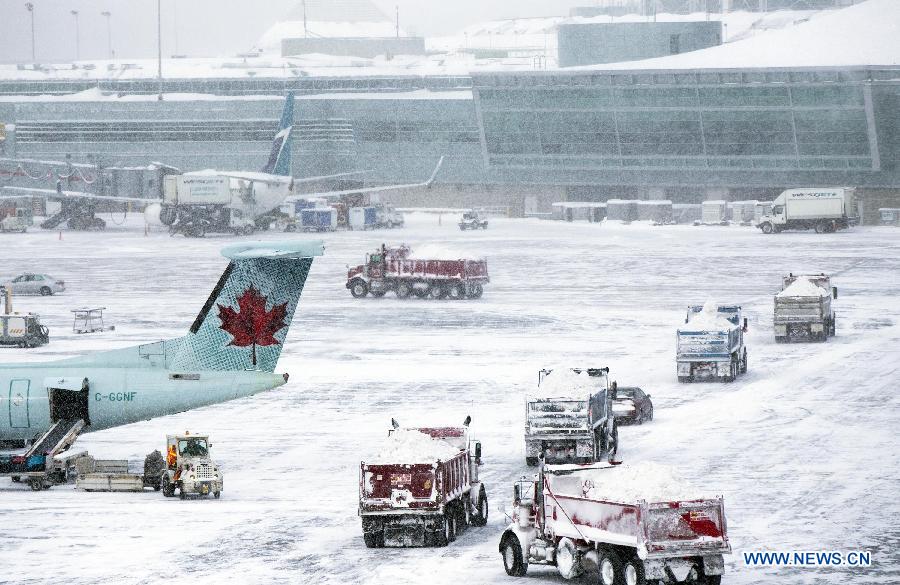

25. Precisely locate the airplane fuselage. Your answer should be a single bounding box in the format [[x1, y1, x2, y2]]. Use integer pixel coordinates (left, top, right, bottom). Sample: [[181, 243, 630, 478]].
[[0, 366, 287, 441]]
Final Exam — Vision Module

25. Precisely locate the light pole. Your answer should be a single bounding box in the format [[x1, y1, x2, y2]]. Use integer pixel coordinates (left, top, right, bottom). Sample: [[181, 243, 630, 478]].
[[70, 10, 80, 61], [101, 11, 113, 59], [25, 3, 35, 62], [157, 0, 163, 100]]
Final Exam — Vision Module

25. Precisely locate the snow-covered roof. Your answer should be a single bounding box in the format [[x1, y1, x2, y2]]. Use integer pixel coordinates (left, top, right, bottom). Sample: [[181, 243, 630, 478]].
[[571, 0, 899, 71], [777, 277, 829, 298]]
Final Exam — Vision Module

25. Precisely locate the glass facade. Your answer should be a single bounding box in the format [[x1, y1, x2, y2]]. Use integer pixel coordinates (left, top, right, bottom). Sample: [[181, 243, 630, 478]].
[[476, 74, 877, 173]]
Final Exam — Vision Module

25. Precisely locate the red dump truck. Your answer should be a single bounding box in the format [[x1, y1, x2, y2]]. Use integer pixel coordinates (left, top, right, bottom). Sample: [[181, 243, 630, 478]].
[[499, 463, 731, 585], [346, 244, 489, 299], [359, 420, 488, 548]]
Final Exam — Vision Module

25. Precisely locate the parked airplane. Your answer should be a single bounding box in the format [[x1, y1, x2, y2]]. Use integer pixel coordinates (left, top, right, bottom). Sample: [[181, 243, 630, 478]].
[[0, 240, 323, 475], [1, 92, 443, 237]]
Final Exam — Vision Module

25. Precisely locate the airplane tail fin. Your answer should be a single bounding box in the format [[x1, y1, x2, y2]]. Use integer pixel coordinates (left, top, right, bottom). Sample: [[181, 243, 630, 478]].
[[261, 92, 295, 177], [170, 240, 324, 373]]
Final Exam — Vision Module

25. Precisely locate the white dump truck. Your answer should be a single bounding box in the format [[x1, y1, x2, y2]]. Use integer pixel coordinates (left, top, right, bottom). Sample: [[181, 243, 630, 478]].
[[774, 274, 837, 342], [677, 304, 748, 383], [524, 368, 617, 466], [499, 462, 731, 585], [757, 187, 857, 234], [160, 432, 223, 499]]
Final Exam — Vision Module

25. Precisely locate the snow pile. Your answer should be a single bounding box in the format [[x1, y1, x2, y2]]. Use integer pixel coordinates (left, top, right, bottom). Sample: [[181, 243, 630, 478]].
[[684, 301, 735, 331], [367, 429, 461, 464], [578, 461, 706, 503], [407, 244, 479, 261], [533, 368, 604, 399], [548, 462, 702, 502], [579, 0, 900, 70], [777, 277, 828, 298]]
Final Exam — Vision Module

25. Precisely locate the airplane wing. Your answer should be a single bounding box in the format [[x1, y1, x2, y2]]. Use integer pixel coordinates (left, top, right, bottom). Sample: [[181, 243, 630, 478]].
[[291, 157, 444, 200], [0, 186, 162, 204], [208, 170, 371, 185]]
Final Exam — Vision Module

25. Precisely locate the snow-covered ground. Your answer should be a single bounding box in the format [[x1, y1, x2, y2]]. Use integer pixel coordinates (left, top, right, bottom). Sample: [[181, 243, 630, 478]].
[[1, 214, 899, 584]]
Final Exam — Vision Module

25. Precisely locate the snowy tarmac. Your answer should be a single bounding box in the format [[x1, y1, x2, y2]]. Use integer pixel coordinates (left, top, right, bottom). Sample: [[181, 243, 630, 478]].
[[1, 214, 898, 585]]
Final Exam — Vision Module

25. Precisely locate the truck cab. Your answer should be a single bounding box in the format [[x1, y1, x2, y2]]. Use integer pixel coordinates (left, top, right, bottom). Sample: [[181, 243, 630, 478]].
[[160, 432, 222, 499]]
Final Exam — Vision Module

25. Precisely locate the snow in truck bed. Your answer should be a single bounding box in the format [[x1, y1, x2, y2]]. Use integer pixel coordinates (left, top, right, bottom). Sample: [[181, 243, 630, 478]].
[[556, 462, 710, 504], [681, 301, 737, 332], [777, 277, 829, 298], [366, 429, 462, 465], [529, 368, 605, 401]]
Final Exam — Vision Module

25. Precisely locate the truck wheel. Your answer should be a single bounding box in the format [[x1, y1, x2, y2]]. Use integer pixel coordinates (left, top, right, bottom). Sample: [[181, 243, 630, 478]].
[[213, 491, 220, 499], [363, 530, 384, 548], [501, 534, 528, 576], [428, 284, 448, 300], [761, 222, 774, 234], [446, 510, 457, 542], [349, 280, 369, 298], [556, 538, 583, 579], [161, 474, 174, 497], [623, 556, 647, 585], [466, 283, 484, 299], [815, 221, 829, 234], [598, 550, 624, 585], [29, 478, 43, 491], [525, 457, 539, 467], [447, 283, 465, 300], [471, 486, 489, 527], [179, 486, 186, 500], [435, 513, 453, 547], [677, 375, 691, 383], [830, 315, 837, 336], [396, 282, 411, 299], [647, 405, 654, 421]]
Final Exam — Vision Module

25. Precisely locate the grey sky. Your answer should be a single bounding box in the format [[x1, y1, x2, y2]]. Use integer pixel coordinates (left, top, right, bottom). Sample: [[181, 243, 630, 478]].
[[0, 0, 585, 64]]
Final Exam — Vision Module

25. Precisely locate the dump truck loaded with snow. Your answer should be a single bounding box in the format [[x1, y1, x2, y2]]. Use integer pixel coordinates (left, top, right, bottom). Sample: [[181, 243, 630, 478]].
[[499, 462, 731, 585], [774, 274, 837, 343], [359, 418, 487, 548], [346, 244, 489, 299], [677, 304, 748, 383], [524, 368, 618, 466]]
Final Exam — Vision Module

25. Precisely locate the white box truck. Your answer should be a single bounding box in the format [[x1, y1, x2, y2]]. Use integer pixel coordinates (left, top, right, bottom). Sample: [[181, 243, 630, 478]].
[[757, 188, 856, 234]]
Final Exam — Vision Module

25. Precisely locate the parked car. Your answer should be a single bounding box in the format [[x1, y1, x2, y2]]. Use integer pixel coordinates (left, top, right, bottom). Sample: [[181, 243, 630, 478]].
[[611, 386, 653, 424], [2, 273, 65, 296]]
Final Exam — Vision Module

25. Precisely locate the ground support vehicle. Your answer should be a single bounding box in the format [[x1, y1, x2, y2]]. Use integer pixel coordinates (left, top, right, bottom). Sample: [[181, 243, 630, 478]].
[[160, 433, 222, 499], [459, 210, 488, 230], [612, 387, 654, 425], [0, 416, 87, 490], [286, 207, 337, 232], [525, 368, 617, 466], [757, 187, 857, 234], [0, 208, 29, 232], [375, 205, 404, 229], [677, 305, 748, 383], [346, 244, 489, 300], [499, 463, 731, 584], [775, 274, 837, 343], [72, 307, 115, 334], [359, 420, 487, 548], [349, 206, 377, 230], [0, 313, 49, 348]]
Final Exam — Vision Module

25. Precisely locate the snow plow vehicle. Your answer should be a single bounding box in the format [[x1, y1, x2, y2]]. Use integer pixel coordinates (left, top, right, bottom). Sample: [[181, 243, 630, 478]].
[[160, 432, 222, 499], [346, 244, 489, 300], [499, 462, 731, 585], [774, 274, 837, 343], [459, 210, 488, 230], [677, 304, 748, 383], [525, 368, 618, 466], [359, 418, 487, 548]]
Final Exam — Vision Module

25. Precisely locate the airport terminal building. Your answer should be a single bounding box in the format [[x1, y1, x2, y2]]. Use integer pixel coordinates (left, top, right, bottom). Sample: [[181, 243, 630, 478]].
[[0, 1, 897, 220]]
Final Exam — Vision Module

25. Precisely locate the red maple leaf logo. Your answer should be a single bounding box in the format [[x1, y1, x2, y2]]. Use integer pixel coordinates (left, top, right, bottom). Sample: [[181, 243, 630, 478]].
[[217, 287, 288, 366]]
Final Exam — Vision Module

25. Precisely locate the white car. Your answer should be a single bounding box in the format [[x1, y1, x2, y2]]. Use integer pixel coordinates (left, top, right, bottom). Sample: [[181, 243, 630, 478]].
[[2, 273, 66, 296]]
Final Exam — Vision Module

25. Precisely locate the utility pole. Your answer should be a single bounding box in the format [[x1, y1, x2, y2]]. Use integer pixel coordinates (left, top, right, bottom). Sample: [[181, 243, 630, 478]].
[[173, 0, 179, 56], [25, 3, 35, 62], [70, 10, 80, 61], [395, 5, 399, 38], [157, 0, 163, 100], [101, 11, 113, 59], [303, 0, 308, 38]]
